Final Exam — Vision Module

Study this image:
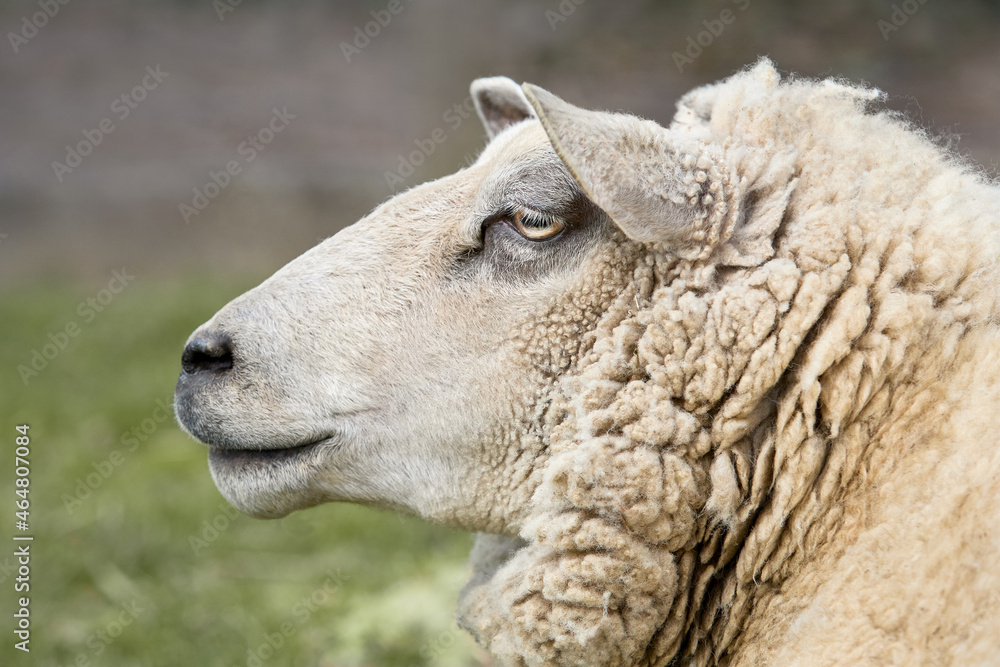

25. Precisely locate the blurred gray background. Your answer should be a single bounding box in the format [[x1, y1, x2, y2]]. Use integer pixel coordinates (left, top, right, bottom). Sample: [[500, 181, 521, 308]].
[[2, 0, 999, 286]]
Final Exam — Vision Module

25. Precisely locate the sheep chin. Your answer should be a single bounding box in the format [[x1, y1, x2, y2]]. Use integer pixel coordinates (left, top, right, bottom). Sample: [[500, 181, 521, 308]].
[[207, 441, 334, 519]]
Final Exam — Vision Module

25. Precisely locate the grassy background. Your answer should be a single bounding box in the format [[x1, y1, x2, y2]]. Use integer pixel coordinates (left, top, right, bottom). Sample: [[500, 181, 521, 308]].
[[0, 276, 486, 667]]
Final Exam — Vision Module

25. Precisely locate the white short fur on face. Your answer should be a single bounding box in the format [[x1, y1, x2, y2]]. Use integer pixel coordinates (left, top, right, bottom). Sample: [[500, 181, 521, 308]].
[[175, 113, 640, 529]]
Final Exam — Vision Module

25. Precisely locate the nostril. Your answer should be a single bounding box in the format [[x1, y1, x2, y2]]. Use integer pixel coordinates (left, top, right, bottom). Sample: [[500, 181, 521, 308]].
[[182, 332, 235, 375]]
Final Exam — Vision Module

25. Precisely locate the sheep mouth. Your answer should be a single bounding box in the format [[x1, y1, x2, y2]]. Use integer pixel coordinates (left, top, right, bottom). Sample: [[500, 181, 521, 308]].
[[208, 436, 338, 468], [207, 436, 343, 519]]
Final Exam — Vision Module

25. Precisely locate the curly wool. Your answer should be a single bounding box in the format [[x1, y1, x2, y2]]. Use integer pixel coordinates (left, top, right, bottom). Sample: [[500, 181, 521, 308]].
[[459, 61, 1000, 666]]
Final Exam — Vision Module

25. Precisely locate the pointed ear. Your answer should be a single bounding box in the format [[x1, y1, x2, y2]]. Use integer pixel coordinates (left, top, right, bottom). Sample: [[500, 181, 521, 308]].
[[471, 76, 536, 139], [521, 83, 735, 252]]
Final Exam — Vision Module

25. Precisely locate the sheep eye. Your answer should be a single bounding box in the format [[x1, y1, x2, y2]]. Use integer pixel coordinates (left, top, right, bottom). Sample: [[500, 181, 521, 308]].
[[509, 208, 565, 241]]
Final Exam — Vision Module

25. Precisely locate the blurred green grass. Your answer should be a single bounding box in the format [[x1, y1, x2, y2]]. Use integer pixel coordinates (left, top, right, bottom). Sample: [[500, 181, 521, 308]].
[[0, 276, 485, 667]]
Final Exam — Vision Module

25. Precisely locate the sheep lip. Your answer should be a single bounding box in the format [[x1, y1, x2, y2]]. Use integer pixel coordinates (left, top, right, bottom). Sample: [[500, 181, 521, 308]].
[[208, 436, 337, 465], [207, 436, 342, 519]]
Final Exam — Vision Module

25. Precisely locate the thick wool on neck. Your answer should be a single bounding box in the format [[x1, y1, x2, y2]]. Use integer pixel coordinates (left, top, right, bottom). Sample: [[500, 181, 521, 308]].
[[458, 61, 1000, 666]]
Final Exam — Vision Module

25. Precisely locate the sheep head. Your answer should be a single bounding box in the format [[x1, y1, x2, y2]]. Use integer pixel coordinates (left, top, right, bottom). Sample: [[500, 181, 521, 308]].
[[171, 62, 800, 665], [174, 69, 745, 530]]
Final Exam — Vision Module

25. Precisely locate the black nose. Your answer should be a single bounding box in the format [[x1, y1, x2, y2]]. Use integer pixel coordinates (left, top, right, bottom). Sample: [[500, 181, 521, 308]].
[[182, 331, 234, 374]]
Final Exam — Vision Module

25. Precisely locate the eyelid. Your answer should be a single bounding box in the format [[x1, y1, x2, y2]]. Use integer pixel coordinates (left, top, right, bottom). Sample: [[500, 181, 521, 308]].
[[512, 204, 550, 218], [479, 205, 565, 242], [484, 204, 545, 224]]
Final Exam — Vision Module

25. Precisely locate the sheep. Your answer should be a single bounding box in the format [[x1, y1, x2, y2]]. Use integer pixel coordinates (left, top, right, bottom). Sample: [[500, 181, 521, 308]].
[[174, 59, 1000, 666]]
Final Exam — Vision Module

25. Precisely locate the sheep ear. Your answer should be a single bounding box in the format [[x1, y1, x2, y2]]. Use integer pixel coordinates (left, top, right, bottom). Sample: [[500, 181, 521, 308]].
[[471, 77, 536, 139], [521, 83, 732, 249]]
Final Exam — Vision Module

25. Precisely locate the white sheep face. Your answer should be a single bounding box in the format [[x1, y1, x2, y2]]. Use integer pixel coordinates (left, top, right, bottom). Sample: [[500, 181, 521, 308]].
[[174, 89, 651, 529], [175, 74, 732, 534]]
